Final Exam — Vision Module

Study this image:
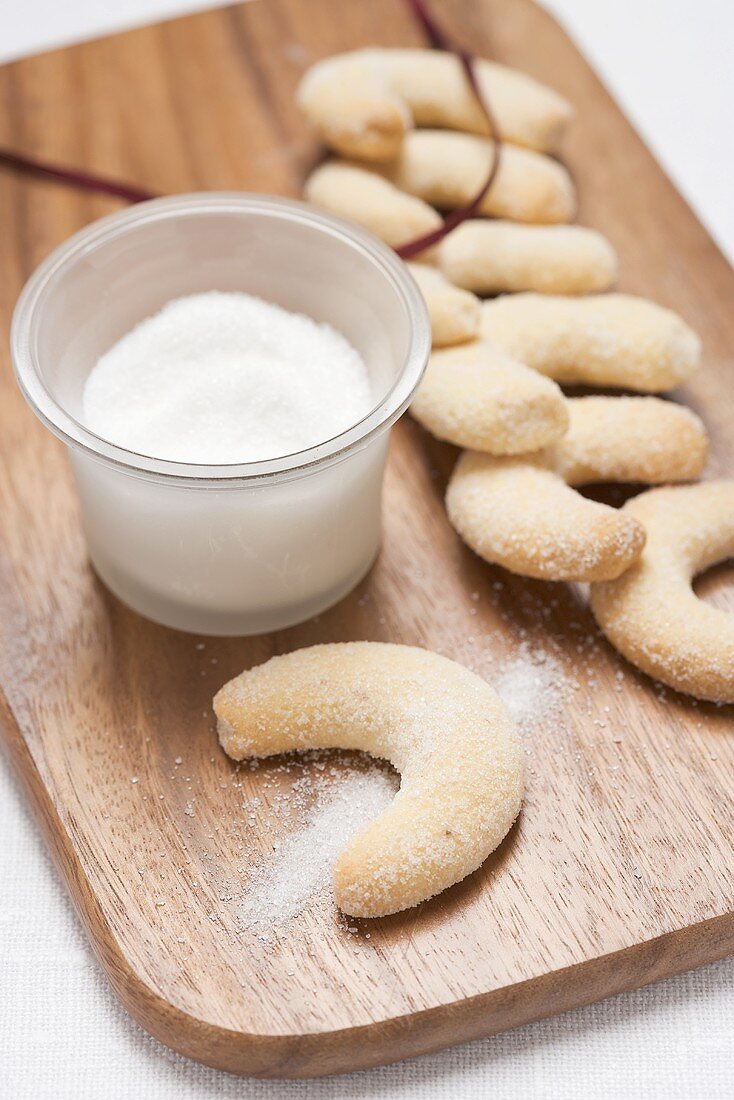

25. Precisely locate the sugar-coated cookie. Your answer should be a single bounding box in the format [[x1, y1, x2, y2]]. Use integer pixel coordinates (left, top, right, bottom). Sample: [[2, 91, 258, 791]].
[[215, 643, 524, 918], [304, 161, 441, 248], [481, 293, 701, 391], [591, 482, 734, 703], [297, 48, 572, 159], [446, 397, 708, 582], [377, 130, 575, 225], [407, 263, 481, 347], [410, 340, 569, 454], [439, 220, 617, 296]]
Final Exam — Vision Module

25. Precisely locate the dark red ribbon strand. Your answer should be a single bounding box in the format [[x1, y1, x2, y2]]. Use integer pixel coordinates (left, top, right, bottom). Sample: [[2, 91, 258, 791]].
[[0, 148, 157, 204], [0, 0, 500, 261], [403, 0, 450, 49], [395, 0, 502, 259]]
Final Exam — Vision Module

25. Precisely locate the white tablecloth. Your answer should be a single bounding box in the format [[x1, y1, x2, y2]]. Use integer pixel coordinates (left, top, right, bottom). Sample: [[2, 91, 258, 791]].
[[1, 3, 733, 1096]]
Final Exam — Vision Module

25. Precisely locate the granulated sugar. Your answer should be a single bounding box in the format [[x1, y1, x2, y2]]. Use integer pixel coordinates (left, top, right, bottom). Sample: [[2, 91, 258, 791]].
[[493, 641, 571, 729], [83, 291, 372, 463], [236, 759, 397, 937]]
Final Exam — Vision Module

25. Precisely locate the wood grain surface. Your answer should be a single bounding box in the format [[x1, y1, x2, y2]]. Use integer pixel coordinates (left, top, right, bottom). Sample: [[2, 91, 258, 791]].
[[0, 0, 733, 1079]]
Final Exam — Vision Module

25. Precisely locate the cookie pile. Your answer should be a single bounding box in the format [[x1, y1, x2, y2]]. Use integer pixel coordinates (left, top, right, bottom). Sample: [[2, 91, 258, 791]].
[[297, 46, 734, 704]]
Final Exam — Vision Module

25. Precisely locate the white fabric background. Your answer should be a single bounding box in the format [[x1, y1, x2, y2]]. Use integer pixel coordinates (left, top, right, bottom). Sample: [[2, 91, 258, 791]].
[[1, 2, 733, 1097]]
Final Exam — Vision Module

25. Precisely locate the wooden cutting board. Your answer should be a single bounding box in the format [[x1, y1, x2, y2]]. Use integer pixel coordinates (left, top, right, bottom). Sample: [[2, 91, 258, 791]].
[[0, 0, 732, 1080]]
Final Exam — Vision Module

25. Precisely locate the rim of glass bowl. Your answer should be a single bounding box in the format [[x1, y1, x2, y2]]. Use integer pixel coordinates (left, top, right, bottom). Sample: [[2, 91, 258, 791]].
[[11, 192, 431, 488]]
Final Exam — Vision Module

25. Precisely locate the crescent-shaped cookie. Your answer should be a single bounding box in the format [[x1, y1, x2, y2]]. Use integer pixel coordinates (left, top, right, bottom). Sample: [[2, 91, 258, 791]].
[[481, 293, 701, 391], [214, 643, 524, 918], [407, 263, 481, 347], [377, 130, 575, 225], [438, 220, 617, 296], [410, 340, 569, 454], [446, 397, 708, 582], [304, 161, 442, 249], [297, 48, 572, 159], [590, 482, 734, 703]]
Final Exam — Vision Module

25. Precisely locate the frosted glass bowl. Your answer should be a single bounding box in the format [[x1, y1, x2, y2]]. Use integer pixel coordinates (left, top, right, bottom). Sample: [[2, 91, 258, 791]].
[[11, 193, 430, 635]]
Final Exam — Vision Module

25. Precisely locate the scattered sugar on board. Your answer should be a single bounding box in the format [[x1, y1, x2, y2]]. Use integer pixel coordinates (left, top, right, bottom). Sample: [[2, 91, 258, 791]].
[[490, 641, 571, 730], [236, 756, 398, 938], [82, 290, 372, 463]]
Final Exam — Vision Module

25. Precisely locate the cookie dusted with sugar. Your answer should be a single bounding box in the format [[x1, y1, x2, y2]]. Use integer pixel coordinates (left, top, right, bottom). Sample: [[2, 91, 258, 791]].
[[591, 482, 734, 703], [214, 643, 524, 918], [446, 397, 708, 582], [410, 340, 569, 454], [482, 293, 701, 392], [373, 130, 575, 225], [297, 48, 572, 160], [304, 161, 442, 249], [438, 221, 617, 296], [406, 263, 481, 347]]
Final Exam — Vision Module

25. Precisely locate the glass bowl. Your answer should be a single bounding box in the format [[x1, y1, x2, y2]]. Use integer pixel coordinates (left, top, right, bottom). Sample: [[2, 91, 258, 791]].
[[11, 193, 430, 634]]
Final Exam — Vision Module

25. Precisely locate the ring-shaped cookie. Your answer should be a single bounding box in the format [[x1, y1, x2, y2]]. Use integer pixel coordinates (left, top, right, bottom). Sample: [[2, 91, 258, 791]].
[[214, 643, 524, 918], [446, 397, 708, 582], [591, 482, 734, 703]]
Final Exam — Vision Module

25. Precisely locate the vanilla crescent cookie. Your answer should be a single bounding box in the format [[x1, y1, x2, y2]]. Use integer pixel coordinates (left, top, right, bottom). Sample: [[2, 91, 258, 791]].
[[481, 293, 701, 391], [304, 161, 442, 249], [407, 263, 481, 348], [376, 130, 575, 225], [214, 643, 524, 918], [591, 482, 734, 703], [446, 397, 708, 582], [297, 48, 572, 159], [410, 340, 569, 454], [438, 221, 618, 296]]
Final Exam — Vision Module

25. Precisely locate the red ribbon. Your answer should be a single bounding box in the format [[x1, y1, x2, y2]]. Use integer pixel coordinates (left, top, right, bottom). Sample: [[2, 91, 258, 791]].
[[0, 148, 156, 204], [0, 0, 500, 262], [395, 0, 502, 259]]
